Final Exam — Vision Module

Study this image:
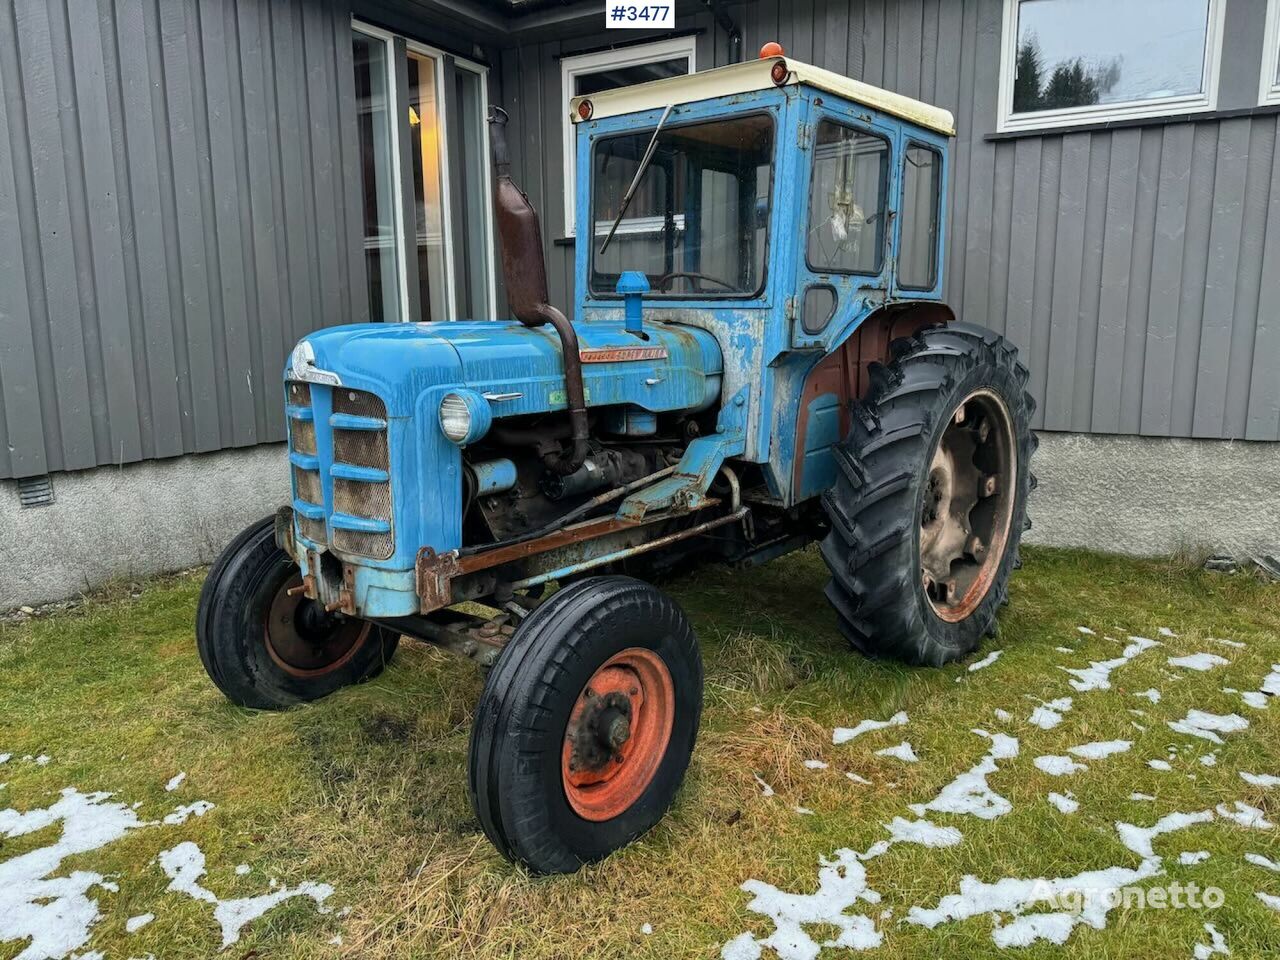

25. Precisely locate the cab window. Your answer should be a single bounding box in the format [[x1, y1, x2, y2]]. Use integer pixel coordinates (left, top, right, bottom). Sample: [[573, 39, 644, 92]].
[[807, 120, 889, 275], [899, 144, 941, 290], [589, 114, 774, 297]]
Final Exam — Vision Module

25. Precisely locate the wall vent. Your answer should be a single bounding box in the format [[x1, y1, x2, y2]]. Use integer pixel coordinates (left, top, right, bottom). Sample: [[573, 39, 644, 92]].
[[18, 475, 55, 508]]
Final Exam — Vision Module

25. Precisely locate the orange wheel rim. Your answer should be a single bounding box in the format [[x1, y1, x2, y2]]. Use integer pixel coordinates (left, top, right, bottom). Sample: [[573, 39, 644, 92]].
[[561, 648, 675, 822]]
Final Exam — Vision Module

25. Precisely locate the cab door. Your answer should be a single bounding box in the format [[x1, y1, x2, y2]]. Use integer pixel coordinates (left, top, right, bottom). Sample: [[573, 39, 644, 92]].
[[890, 138, 947, 301], [790, 105, 899, 351]]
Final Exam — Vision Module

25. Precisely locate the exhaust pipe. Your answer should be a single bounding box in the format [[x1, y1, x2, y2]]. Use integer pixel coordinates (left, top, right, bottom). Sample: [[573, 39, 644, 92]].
[[488, 106, 589, 476]]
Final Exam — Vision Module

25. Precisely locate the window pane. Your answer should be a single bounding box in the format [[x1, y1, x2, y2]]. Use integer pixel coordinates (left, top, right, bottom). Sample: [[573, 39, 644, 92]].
[[899, 145, 940, 290], [1013, 0, 1210, 115], [589, 114, 773, 297], [807, 121, 889, 275], [451, 67, 492, 318], [352, 31, 401, 322], [573, 57, 689, 96], [407, 52, 448, 322]]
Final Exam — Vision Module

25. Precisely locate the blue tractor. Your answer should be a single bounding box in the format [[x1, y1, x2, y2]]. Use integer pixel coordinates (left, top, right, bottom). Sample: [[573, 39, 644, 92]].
[[198, 45, 1035, 874]]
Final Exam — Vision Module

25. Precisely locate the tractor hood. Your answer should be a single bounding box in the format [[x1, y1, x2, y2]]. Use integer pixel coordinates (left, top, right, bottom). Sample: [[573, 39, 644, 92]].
[[290, 318, 723, 420]]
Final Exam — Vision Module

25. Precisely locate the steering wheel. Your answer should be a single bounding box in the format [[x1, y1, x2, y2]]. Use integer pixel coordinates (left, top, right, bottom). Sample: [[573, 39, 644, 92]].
[[655, 271, 739, 292]]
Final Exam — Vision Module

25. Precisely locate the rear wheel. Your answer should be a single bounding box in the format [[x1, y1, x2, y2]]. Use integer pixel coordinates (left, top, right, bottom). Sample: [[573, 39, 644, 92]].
[[196, 517, 399, 710], [468, 576, 702, 874], [819, 323, 1036, 666]]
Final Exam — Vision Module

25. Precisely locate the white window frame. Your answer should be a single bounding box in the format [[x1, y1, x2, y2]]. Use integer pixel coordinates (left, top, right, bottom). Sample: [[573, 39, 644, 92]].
[[560, 35, 696, 237], [1261, 0, 1280, 104], [352, 20, 497, 320], [995, 0, 1226, 133]]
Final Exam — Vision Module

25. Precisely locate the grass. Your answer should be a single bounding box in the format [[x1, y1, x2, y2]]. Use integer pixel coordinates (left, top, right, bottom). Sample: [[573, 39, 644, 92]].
[[1, 546, 1279, 959]]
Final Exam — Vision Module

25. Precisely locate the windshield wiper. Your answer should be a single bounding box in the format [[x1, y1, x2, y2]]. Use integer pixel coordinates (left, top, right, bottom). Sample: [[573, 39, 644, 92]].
[[598, 104, 674, 256]]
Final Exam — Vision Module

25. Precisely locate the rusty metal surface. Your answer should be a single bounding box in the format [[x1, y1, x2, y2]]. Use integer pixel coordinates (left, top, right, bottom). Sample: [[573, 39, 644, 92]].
[[792, 306, 947, 494]]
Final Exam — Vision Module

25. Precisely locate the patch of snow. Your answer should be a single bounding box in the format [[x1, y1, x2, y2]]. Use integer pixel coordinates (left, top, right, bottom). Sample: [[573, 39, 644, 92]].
[[162, 801, 214, 826], [1199, 754, 1218, 766], [1116, 809, 1214, 860], [125, 914, 154, 934], [1135, 688, 1162, 703], [832, 711, 908, 745], [908, 730, 1018, 822], [158, 841, 332, 949], [0, 754, 10, 764], [1054, 646, 1074, 654], [1167, 653, 1230, 672], [1255, 891, 1280, 912], [1214, 801, 1273, 829], [752, 774, 775, 798], [1130, 792, 1155, 802], [1245, 852, 1280, 872], [34, 755, 51, 766], [1028, 697, 1073, 730], [1241, 691, 1269, 709], [1167, 710, 1249, 745], [1193, 922, 1229, 960], [329, 934, 343, 945], [1047, 792, 1078, 814], [874, 742, 918, 763], [641, 923, 653, 935], [793, 806, 814, 816], [0, 788, 154, 960], [1060, 636, 1159, 692], [1210, 637, 1246, 649], [1149, 759, 1173, 771], [993, 709, 1012, 722], [235, 864, 251, 876], [1178, 851, 1210, 865], [803, 760, 828, 770], [1067, 740, 1131, 761], [1034, 755, 1088, 776], [164, 772, 186, 792], [1261, 664, 1280, 696], [1240, 771, 1280, 787], [845, 772, 872, 786], [967, 650, 1002, 672], [725, 847, 884, 958], [882, 816, 962, 848], [1158, 627, 1177, 637], [1077, 626, 1096, 635]]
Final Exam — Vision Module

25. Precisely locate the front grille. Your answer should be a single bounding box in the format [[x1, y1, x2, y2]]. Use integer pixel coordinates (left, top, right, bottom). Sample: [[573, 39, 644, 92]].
[[293, 465, 322, 505], [284, 381, 394, 560], [330, 389, 393, 559]]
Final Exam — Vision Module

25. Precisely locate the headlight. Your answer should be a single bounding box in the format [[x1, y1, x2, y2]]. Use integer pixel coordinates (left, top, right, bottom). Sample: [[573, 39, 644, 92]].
[[438, 390, 491, 445]]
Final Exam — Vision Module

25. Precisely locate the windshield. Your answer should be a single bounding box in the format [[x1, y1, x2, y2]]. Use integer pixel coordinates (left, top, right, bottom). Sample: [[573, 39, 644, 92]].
[[589, 114, 774, 297]]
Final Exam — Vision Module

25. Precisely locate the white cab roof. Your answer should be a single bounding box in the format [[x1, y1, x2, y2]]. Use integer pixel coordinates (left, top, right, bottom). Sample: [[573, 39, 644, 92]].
[[570, 56, 955, 136]]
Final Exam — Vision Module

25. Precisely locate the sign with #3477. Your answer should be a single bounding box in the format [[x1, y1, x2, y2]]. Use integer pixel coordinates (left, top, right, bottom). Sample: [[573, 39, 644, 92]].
[[606, 4, 675, 29]]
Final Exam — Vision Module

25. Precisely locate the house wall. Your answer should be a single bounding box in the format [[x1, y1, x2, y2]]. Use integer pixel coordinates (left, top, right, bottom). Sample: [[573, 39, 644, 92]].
[[508, 0, 1280, 443]]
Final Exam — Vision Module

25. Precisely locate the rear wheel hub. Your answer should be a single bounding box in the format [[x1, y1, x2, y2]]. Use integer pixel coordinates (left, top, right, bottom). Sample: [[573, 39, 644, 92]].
[[920, 389, 1017, 622]]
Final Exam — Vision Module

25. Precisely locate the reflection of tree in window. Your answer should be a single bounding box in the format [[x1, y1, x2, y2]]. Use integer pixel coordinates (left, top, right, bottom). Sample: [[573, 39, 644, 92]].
[[807, 122, 888, 276], [589, 115, 773, 297], [1011, 0, 1211, 115]]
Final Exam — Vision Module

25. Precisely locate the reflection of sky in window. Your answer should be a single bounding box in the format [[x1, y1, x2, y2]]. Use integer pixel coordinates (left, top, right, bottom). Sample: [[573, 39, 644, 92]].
[[1017, 0, 1209, 104]]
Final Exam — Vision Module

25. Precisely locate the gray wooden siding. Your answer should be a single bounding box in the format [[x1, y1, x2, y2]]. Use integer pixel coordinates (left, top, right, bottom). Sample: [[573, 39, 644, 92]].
[[506, 0, 1280, 442], [0, 0, 369, 480]]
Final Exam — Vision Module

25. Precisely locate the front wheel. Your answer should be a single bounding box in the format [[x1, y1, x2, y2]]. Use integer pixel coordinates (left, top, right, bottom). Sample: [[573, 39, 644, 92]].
[[468, 576, 702, 874], [819, 323, 1037, 666], [196, 517, 399, 710]]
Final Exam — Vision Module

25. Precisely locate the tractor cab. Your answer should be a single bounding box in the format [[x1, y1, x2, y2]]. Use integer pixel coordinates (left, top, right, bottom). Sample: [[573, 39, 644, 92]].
[[571, 51, 954, 506], [199, 46, 1036, 879]]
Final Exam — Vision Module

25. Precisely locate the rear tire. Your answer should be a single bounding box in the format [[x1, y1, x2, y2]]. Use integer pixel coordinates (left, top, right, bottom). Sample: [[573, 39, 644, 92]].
[[197, 517, 399, 710], [819, 323, 1036, 666], [468, 576, 702, 874]]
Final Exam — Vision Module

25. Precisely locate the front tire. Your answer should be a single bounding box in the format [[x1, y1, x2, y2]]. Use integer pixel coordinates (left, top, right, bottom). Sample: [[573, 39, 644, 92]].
[[196, 517, 399, 710], [819, 323, 1036, 666], [468, 576, 702, 874]]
